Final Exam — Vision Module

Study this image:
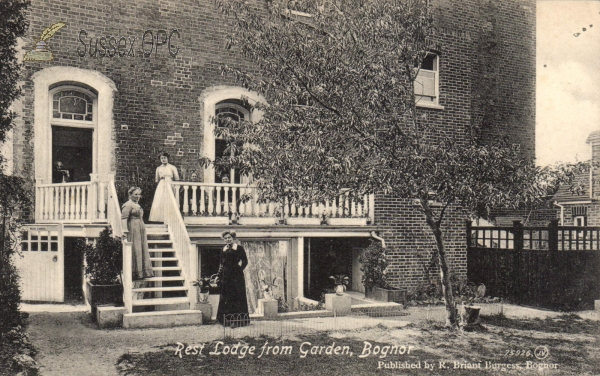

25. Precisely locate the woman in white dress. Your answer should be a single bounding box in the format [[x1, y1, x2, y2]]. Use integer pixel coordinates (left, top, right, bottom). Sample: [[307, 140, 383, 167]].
[[149, 152, 179, 222]]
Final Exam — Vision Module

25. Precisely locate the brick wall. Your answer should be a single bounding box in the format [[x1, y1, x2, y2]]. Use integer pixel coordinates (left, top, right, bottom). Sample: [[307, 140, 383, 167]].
[[15, 0, 265, 190], [375, 196, 467, 290], [377, 0, 536, 290], [13, 0, 536, 291], [562, 204, 600, 227]]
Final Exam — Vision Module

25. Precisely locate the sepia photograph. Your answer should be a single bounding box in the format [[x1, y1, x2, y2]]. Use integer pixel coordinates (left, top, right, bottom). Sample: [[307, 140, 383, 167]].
[[0, 0, 598, 375]]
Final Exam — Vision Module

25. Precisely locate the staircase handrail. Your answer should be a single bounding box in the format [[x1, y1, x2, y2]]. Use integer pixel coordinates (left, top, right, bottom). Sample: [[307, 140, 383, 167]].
[[106, 174, 133, 313], [163, 177, 197, 307]]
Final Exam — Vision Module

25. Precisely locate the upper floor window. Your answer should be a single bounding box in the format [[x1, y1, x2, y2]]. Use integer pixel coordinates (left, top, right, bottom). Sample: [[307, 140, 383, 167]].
[[415, 53, 441, 108], [214, 101, 250, 184]]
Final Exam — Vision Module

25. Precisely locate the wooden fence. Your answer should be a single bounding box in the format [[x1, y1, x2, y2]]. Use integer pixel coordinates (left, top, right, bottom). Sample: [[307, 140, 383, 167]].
[[467, 220, 600, 311]]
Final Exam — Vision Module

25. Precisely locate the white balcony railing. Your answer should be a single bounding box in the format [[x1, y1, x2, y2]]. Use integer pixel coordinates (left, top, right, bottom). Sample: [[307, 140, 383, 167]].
[[171, 181, 375, 222], [35, 178, 109, 223]]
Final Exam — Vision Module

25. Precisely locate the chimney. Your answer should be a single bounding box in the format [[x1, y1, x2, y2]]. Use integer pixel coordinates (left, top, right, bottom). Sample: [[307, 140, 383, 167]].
[[586, 130, 600, 198]]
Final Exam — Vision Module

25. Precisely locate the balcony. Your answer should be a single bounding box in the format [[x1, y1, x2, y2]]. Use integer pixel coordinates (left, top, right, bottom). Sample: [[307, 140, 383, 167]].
[[35, 178, 110, 223], [172, 181, 375, 226]]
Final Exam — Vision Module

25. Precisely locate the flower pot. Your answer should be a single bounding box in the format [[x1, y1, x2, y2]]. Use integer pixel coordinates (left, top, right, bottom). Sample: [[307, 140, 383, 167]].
[[458, 304, 482, 327], [198, 291, 210, 304], [86, 281, 123, 321], [326, 217, 368, 226], [335, 284, 346, 296], [237, 217, 278, 226], [285, 217, 322, 226], [184, 216, 230, 225], [367, 286, 406, 303]]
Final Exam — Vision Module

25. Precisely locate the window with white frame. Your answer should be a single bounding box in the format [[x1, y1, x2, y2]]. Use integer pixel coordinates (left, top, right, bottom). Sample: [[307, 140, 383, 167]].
[[573, 206, 587, 226], [414, 53, 440, 107], [214, 101, 250, 184], [574, 216, 587, 226], [49, 86, 97, 182]]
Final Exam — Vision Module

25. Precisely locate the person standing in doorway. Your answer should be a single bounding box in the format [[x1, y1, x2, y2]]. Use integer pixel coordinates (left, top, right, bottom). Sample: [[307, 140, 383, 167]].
[[52, 161, 70, 183], [216, 231, 250, 327]]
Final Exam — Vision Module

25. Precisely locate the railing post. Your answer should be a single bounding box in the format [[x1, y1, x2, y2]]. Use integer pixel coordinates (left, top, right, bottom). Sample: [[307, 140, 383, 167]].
[[513, 220, 523, 252], [122, 241, 133, 313], [548, 219, 559, 252], [183, 185, 190, 215], [89, 174, 99, 220], [35, 178, 43, 221], [189, 244, 198, 308]]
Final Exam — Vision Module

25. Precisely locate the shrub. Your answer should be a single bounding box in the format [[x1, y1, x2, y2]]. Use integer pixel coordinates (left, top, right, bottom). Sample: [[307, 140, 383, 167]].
[[0, 258, 23, 334], [80, 228, 122, 284], [358, 241, 389, 290]]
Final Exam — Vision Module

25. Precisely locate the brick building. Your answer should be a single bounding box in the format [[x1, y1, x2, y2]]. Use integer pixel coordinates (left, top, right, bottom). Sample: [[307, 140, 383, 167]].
[[553, 130, 600, 226], [6, 0, 535, 326]]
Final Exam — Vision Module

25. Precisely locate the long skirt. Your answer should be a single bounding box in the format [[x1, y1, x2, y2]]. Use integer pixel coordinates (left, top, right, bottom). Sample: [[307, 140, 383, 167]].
[[128, 217, 154, 280]]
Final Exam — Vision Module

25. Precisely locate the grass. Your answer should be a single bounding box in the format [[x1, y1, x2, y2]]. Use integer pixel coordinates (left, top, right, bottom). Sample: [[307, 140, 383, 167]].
[[116, 314, 600, 376]]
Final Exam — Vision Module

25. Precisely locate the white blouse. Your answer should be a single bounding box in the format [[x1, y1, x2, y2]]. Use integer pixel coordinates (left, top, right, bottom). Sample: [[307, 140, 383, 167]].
[[155, 163, 180, 182]]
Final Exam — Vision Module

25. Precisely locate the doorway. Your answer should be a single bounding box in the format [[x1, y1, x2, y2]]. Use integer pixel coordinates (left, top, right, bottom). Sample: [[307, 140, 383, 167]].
[[52, 126, 93, 183], [64, 237, 84, 303], [303, 238, 369, 301]]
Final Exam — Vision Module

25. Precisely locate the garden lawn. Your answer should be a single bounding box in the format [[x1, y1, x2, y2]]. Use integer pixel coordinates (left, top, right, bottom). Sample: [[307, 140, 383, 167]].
[[116, 313, 600, 376]]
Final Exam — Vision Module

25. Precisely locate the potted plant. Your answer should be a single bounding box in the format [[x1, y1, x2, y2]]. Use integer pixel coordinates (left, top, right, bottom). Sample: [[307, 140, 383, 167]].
[[79, 228, 123, 320], [359, 241, 406, 303], [454, 279, 485, 327], [260, 277, 278, 300], [329, 274, 349, 295], [190, 275, 217, 303]]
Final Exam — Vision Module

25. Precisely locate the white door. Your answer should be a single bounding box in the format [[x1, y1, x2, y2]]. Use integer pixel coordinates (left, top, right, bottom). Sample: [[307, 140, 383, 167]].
[[14, 224, 64, 302]]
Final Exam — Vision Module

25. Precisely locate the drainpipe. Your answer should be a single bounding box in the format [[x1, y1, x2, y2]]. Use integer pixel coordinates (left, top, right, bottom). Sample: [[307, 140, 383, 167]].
[[553, 201, 564, 226], [370, 231, 386, 248], [590, 162, 594, 199]]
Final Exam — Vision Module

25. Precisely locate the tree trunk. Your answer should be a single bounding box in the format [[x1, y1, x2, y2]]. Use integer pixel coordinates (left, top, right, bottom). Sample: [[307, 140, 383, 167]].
[[421, 199, 458, 328]]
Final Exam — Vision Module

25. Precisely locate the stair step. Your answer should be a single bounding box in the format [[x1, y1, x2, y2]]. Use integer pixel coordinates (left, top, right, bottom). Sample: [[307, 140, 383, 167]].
[[151, 266, 182, 271], [123, 310, 202, 329], [145, 225, 168, 231], [144, 276, 184, 282], [150, 257, 177, 261], [148, 249, 175, 252], [132, 286, 189, 292], [132, 297, 190, 306], [148, 240, 173, 244]]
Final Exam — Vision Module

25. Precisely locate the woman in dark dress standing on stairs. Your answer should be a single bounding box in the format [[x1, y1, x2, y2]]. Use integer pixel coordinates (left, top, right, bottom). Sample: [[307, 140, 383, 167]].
[[216, 231, 250, 326]]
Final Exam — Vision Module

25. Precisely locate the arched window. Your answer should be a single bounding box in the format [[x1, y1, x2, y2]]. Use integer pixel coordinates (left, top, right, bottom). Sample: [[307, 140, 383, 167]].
[[32, 66, 117, 185], [200, 86, 264, 184], [214, 101, 250, 184]]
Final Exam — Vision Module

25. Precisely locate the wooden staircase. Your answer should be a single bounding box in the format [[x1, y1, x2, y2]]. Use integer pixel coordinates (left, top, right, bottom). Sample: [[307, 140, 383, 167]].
[[123, 224, 202, 328]]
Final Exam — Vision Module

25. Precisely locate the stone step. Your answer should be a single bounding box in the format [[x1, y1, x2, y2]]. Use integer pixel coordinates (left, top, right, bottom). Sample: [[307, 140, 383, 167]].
[[123, 310, 202, 329], [132, 297, 190, 306], [132, 286, 189, 292], [148, 249, 175, 253], [148, 239, 173, 244]]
